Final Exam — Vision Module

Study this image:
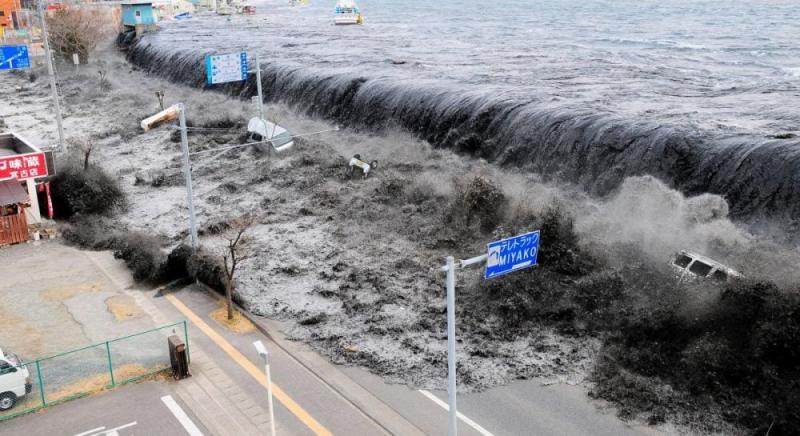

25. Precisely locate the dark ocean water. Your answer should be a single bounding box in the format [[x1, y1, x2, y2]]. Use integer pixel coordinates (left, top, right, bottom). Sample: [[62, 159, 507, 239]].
[[128, 0, 800, 223]]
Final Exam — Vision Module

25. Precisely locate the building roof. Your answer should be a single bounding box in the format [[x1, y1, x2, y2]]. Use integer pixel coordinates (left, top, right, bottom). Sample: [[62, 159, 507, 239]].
[[0, 131, 41, 156], [0, 179, 29, 206]]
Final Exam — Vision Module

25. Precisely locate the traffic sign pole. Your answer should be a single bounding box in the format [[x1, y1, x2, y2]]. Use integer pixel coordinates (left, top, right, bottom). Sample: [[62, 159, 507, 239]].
[[445, 255, 457, 436], [37, 0, 65, 152], [440, 253, 486, 436], [438, 230, 538, 436]]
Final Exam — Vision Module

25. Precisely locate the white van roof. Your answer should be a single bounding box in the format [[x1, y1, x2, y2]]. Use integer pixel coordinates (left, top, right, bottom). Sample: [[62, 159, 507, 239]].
[[677, 250, 743, 277]]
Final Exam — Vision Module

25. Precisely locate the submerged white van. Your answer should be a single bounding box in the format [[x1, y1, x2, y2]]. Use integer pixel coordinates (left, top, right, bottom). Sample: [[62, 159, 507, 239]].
[[0, 348, 32, 411], [670, 250, 743, 284]]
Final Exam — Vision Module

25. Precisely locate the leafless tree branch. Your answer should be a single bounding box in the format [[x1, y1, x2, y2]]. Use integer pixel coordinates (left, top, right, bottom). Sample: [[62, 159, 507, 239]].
[[220, 214, 259, 320]]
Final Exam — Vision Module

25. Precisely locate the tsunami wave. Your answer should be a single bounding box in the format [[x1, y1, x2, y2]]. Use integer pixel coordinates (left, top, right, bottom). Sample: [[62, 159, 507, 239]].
[[126, 39, 800, 227]]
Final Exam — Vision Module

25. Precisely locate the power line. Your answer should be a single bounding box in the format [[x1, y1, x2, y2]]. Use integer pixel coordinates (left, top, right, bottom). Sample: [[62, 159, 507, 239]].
[[188, 127, 340, 156]]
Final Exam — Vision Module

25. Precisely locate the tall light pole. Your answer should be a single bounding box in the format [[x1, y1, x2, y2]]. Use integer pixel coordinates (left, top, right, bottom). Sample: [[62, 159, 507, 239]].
[[177, 103, 199, 251], [37, 0, 65, 152], [253, 340, 277, 436], [254, 53, 265, 124], [141, 103, 198, 252]]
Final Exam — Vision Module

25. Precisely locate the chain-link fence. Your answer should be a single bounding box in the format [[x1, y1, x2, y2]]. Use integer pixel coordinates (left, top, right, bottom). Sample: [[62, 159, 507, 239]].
[[0, 321, 188, 421]]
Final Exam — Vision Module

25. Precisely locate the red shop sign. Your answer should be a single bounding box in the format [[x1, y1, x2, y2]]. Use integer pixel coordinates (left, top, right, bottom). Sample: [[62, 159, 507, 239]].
[[0, 152, 49, 181]]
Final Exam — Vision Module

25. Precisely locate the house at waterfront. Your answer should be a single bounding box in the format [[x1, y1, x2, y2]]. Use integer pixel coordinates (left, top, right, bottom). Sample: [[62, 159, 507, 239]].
[[121, 0, 157, 35]]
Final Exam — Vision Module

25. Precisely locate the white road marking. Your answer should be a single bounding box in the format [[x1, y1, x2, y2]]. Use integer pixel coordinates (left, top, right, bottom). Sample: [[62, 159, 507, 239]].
[[418, 389, 496, 436], [75, 427, 106, 436], [161, 395, 204, 436], [74, 422, 136, 436]]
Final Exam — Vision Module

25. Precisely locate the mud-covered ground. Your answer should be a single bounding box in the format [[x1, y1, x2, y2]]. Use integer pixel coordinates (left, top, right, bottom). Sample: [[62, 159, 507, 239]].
[[5, 48, 800, 434]]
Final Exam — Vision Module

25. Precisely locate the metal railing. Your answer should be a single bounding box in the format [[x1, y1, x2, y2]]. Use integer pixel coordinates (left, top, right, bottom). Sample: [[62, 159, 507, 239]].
[[0, 321, 188, 421]]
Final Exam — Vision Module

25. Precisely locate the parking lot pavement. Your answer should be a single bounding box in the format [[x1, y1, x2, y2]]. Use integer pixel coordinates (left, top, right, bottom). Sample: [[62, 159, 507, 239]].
[[0, 241, 158, 361], [0, 381, 209, 436]]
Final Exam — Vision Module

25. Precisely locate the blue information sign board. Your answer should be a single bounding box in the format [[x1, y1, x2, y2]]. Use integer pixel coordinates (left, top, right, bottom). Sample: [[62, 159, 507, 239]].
[[485, 230, 540, 279], [205, 52, 248, 85], [0, 45, 31, 71]]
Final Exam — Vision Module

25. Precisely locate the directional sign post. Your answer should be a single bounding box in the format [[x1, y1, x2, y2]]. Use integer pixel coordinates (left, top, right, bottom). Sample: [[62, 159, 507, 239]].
[[485, 230, 540, 279], [205, 52, 248, 85], [438, 229, 540, 436], [0, 44, 31, 71]]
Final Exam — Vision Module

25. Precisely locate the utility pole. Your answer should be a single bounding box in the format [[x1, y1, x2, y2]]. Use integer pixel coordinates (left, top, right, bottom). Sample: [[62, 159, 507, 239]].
[[37, 0, 65, 152], [177, 103, 199, 251]]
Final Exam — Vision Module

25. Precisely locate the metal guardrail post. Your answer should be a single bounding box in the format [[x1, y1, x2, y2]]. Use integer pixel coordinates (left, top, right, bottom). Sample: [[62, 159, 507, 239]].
[[105, 341, 116, 386], [183, 320, 191, 365], [35, 360, 45, 407]]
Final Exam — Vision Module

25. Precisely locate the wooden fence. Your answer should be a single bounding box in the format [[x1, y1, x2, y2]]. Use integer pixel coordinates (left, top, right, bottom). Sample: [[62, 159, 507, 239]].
[[0, 213, 29, 246]]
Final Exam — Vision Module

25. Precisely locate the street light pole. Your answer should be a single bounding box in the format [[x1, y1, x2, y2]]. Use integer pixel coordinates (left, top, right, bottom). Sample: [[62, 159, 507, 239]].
[[37, 0, 65, 152], [253, 340, 276, 436], [255, 52, 265, 123], [177, 103, 198, 251]]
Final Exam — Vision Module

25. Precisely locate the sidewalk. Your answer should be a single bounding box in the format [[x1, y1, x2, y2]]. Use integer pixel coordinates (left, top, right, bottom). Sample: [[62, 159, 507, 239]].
[[77, 248, 424, 436], [88, 250, 284, 436], [127, 287, 285, 436]]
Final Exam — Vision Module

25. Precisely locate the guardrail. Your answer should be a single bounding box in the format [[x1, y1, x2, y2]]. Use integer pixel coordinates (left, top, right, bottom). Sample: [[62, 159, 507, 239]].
[[0, 320, 188, 421]]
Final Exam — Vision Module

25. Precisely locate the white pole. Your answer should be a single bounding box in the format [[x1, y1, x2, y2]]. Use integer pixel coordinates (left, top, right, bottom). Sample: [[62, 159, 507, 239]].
[[255, 52, 265, 122], [25, 9, 34, 53], [445, 255, 457, 436], [253, 52, 272, 161], [264, 352, 277, 436], [37, 0, 65, 152], [177, 103, 198, 251]]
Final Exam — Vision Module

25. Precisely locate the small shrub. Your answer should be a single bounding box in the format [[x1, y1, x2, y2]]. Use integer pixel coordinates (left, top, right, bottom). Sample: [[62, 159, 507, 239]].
[[187, 249, 226, 293], [163, 244, 192, 281], [98, 70, 111, 91], [448, 175, 507, 232], [61, 216, 116, 249], [536, 205, 592, 275], [112, 232, 166, 283], [49, 161, 125, 218]]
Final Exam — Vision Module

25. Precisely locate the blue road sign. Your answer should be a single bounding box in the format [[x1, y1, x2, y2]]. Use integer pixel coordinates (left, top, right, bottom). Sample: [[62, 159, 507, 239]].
[[485, 230, 540, 279], [205, 52, 248, 85], [0, 45, 31, 71]]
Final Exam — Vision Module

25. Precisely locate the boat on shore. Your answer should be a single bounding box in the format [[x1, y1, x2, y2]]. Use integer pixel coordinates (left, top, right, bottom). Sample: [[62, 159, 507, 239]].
[[334, 0, 363, 25]]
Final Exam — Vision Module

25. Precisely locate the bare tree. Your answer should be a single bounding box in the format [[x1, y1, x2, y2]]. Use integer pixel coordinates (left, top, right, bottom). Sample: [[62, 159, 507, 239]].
[[46, 5, 112, 63], [66, 137, 95, 171], [81, 140, 94, 171], [220, 216, 258, 320]]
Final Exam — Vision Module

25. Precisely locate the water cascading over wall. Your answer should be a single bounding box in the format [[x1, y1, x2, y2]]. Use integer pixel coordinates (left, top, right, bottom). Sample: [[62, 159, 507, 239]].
[[127, 40, 800, 226]]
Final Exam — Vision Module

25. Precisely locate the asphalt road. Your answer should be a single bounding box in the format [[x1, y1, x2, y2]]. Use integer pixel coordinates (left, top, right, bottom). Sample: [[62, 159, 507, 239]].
[[154, 287, 387, 436], [0, 381, 208, 436], [164, 287, 655, 436], [339, 365, 651, 436]]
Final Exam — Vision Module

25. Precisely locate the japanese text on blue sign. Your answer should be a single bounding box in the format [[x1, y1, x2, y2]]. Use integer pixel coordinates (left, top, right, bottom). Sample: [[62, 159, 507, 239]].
[[0, 45, 31, 71], [485, 230, 539, 279], [205, 52, 248, 85]]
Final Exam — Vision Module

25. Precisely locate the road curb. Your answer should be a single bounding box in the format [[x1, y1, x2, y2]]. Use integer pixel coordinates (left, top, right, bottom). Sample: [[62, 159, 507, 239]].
[[193, 283, 426, 436]]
